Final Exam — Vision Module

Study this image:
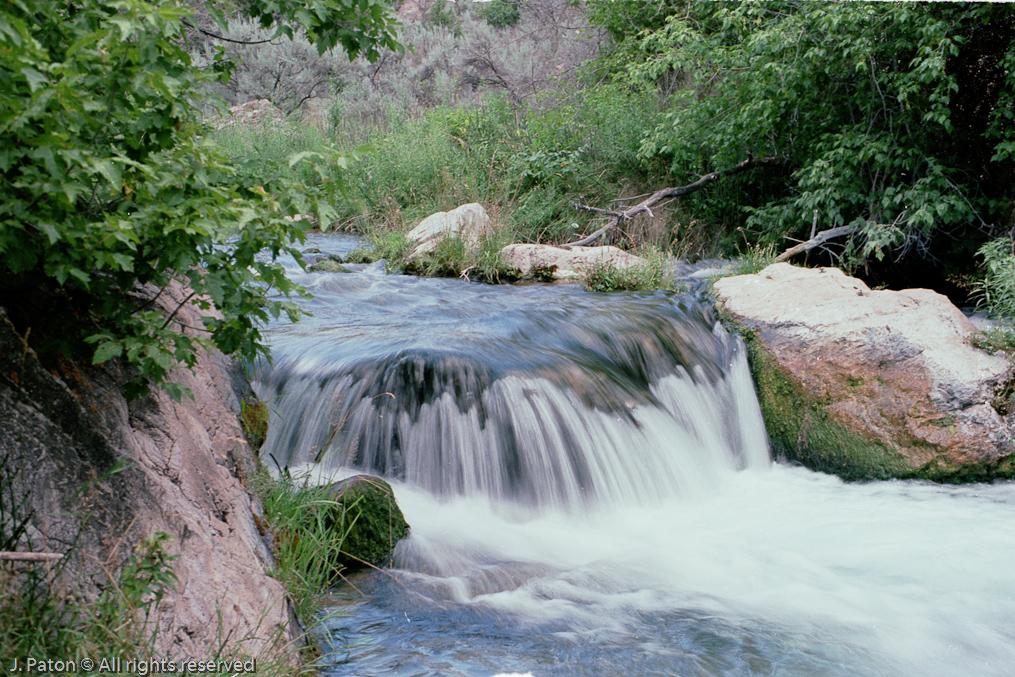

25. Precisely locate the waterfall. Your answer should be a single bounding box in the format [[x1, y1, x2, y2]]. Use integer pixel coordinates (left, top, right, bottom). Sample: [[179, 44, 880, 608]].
[[255, 282, 768, 509]]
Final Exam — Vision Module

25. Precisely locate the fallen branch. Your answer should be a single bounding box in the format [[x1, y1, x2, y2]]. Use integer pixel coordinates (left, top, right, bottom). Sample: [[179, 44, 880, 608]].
[[563, 156, 781, 248], [774, 225, 858, 263], [0, 551, 63, 562]]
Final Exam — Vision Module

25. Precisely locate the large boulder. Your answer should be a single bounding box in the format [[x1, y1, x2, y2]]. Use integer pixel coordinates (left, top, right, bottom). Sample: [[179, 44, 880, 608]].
[[406, 203, 493, 259], [713, 263, 1015, 481], [498, 243, 646, 281]]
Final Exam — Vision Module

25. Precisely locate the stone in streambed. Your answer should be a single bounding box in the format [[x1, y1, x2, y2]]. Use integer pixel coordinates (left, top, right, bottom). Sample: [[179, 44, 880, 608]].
[[322, 475, 409, 570], [406, 203, 493, 260], [498, 243, 646, 281]]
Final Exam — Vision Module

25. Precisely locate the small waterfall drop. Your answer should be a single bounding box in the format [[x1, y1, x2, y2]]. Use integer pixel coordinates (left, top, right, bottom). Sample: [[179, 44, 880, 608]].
[[255, 269, 767, 509]]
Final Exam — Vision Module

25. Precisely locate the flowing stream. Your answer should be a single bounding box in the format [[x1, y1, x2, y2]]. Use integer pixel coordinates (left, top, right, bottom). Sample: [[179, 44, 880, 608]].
[[254, 234, 1015, 677]]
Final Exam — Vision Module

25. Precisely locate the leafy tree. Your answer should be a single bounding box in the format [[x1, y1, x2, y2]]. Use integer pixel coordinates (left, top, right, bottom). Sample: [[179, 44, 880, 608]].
[[588, 1, 1015, 294], [0, 0, 399, 399]]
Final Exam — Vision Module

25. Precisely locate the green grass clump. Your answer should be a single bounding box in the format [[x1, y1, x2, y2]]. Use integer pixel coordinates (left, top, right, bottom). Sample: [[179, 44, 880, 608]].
[[972, 327, 1015, 357], [579, 248, 676, 293], [401, 230, 519, 284], [254, 471, 355, 621]]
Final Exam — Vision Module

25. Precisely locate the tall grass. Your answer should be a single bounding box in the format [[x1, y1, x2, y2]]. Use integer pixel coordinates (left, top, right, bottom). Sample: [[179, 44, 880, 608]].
[[253, 469, 357, 622]]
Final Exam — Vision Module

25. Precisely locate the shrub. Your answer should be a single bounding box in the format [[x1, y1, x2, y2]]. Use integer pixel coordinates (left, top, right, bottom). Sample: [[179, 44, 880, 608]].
[[0, 0, 398, 400], [974, 236, 1015, 320], [595, 2, 1015, 266]]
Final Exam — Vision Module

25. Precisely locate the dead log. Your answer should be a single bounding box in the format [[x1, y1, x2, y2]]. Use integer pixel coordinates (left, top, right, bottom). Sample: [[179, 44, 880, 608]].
[[0, 551, 63, 562], [562, 156, 781, 248], [774, 225, 858, 263]]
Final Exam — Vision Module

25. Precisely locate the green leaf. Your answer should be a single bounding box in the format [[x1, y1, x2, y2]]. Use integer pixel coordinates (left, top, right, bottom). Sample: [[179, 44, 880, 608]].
[[92, 341, 123, 364], [20, 67, 49, 93]]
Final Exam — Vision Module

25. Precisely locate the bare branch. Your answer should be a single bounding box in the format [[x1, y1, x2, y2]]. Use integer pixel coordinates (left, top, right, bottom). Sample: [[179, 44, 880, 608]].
[[0, 551, 63, 562], [562, 156, 782, 248], [774, 225, 858, 263]]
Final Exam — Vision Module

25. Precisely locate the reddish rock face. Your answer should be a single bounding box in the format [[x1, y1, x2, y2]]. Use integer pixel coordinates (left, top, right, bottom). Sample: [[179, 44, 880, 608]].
[[713, 263, 1015, 480], [0, 282, 297, 662]]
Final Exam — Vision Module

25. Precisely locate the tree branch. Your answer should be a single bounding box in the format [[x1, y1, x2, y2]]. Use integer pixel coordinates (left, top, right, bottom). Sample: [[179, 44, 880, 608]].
[[0, 551, 63, 562], [562, 156, 781, 248], [181, 18, 277, 46], [774, 225, 858, 263]]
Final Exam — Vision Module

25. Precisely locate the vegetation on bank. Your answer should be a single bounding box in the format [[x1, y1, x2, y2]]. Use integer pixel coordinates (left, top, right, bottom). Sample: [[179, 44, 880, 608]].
[[0, 405, 366, 674], [212, 1, 1015, 317], [0, 465, 320, 675], [0, 0, 398, 401]]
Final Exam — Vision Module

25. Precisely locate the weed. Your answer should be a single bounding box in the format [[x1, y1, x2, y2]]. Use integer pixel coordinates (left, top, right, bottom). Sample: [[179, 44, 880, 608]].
[[972, 328, 1015, 357], [579, 247, 676, 293]]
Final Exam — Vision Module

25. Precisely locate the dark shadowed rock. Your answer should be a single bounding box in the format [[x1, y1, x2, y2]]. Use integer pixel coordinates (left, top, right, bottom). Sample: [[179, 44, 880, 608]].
[[323, 475, 408, 569]]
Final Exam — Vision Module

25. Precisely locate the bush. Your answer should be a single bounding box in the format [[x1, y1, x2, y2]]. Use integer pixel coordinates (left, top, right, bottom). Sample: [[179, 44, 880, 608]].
[[974, 236, 1015, 320], [477, 0, 521, 29], [0, 0, 398, 400], [595, 2, 1015, 266]]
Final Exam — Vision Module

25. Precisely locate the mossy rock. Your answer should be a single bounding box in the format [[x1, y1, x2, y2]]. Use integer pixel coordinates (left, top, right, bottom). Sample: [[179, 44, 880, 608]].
[[324, 475, 409, 569], [307, 259, 351, 273], [727, 317, 1015, 482], [239, 398, 269, 450], [741, 329, 916, 481]]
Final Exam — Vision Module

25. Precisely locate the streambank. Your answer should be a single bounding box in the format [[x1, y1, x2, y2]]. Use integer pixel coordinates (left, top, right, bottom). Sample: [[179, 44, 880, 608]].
[[713, 262, 1015, 481], [0, 284, 299, 664]]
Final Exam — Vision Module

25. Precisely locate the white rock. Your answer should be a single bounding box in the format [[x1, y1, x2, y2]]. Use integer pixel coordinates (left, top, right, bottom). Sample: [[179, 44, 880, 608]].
[[499, 243, 646, 280], [406, 203, 493, 259]]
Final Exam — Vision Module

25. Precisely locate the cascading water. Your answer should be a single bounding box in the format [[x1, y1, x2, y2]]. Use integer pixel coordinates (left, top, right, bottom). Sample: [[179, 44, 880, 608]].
[[255, 234, 1015, 677]]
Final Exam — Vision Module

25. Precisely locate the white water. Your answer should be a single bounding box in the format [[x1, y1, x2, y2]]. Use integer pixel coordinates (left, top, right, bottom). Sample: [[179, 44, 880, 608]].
[[319, 467, 1015, 676], [255, 235, 1015, 676]]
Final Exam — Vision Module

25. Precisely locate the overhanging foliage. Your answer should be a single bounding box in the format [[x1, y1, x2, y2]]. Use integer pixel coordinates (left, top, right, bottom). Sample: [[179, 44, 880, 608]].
[[0, 0, 399, 399], [588, 1, 1015, 278]]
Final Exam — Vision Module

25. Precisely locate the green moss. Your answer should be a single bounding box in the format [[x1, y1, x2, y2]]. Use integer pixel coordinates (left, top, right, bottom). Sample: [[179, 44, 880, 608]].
[[743, 331, 916, 481], [326, 476, 409, 570], [240, 398, 269, 450], [722, 313, 1015, 482]]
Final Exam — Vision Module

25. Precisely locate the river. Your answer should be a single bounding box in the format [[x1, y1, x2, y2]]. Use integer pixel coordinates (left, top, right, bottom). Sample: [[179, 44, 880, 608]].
[[253, 234, 1015, 677]]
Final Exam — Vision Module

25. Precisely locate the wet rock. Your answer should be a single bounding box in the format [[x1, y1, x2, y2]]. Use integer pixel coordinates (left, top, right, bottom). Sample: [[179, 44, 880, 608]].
[[406, 203, 493, 259], [498, 243, 646, 281], [713, 263, 1015, 481], [322, 475, 409, 570]]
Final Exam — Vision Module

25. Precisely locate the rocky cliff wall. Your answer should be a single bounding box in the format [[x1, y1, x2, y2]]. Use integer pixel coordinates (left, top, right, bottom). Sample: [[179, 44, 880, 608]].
[[0, 283, 297, 661]]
